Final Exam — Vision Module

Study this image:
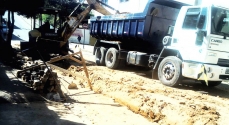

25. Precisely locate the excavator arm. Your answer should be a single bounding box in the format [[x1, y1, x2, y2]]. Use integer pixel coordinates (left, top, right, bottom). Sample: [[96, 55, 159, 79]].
[[60, 0, 113, 48]]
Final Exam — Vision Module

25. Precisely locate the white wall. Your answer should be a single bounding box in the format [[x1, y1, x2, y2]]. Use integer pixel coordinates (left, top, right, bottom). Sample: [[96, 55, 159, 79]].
[[3, 11, 32, 41], [92, 0, 229, 17], [92, 0, 149, 16], [92, 0, 198, 16], [177, 0, 229, 7], [176, 0, 195, 5], [116, 0, 149, 13], [69, 29, 91, 44], [201, 0, 229, 7]]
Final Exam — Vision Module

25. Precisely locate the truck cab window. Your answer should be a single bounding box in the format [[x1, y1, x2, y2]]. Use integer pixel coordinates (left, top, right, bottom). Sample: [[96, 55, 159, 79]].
[[182, 8, 200, 29], [211, 7, 229, 37]]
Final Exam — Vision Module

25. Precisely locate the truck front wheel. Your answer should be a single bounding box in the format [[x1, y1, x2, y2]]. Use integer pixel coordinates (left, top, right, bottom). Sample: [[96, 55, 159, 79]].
[[158, 56, 182, 87], [105, 48, 120, 69], [95, 47, 106, 66]]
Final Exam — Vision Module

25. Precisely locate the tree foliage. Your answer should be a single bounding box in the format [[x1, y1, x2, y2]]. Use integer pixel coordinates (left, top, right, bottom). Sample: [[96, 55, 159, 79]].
[[1, 0, 92, 19], [44, 0, 92, 20], [1, 0, 45, 17]]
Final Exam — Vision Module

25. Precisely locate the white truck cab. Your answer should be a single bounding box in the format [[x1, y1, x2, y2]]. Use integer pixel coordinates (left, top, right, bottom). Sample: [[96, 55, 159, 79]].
[[163, 5, 229, 86]]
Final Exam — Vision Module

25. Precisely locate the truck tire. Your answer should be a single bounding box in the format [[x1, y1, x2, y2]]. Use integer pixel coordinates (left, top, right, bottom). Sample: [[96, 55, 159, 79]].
[[105, 48, 120, 69], [95, 47, 106, 66], [158, 56, 182, 87], [201, 81, 221, 87]]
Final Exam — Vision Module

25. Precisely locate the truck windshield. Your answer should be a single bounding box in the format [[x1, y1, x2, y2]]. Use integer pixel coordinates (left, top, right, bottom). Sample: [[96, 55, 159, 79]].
[[211, 6, 229, 37]]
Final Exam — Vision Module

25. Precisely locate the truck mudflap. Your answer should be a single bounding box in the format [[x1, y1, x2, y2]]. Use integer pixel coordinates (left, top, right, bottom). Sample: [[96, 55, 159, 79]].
[[182, 62, 229, 81], [127, 51, 149, 67]]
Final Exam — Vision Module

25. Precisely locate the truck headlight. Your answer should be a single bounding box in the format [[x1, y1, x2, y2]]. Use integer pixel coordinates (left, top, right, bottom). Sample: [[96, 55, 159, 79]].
[[207, 67, 211, 73], [209, 73, 214, 78]]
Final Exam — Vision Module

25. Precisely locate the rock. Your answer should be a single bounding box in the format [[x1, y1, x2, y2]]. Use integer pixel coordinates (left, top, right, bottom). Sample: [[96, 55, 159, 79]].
[[68, 82, 78, 89], [179, 102, 185, 105]]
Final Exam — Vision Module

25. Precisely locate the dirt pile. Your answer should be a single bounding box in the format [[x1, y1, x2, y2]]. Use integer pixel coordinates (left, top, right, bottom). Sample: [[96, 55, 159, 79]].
[[55, 65, 229, 125]]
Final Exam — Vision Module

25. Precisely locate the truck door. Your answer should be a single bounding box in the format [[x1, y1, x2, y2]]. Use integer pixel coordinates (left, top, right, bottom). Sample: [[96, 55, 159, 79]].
[[171, 7, 205, 61], [173, 8, 201, 47]]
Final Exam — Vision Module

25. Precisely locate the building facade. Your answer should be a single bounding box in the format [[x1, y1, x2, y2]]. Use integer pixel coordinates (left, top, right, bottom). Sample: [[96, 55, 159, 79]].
[[92, 0, 149, 17], [94, 0, 196, 16], [105, 0, 148, 13]]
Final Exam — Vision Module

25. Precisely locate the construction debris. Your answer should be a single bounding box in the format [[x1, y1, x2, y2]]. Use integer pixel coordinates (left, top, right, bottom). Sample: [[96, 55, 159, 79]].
[[47, 50, 92, 90], [17, 63, 66, 101], [16, 50, 91, 101]]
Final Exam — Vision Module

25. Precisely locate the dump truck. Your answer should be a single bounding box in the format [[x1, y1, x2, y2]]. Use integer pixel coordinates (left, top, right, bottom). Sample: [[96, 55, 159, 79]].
[[90, 0, 229, 87]]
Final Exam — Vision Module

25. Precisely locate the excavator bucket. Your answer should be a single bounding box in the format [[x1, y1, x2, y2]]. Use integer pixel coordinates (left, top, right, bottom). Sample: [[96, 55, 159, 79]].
[[86, 0, 112, 15]]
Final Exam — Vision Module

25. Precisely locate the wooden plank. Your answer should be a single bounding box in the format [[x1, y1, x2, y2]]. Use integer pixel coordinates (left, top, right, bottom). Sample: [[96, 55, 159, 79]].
[[48, 57, 67, 63], [46, 50, 92, 90], [79, 50, 92, 90], [47, 52, 81, 63], [69, 56, 82, 64]]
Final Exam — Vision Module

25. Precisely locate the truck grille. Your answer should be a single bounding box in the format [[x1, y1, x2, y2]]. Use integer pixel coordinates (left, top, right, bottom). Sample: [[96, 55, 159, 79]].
[[219, 75, 229, 80], [217, 58, 229, 67]]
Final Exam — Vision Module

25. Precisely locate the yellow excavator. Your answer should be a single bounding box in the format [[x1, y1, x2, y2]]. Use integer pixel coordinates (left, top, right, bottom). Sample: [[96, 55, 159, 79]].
[[22, 0, 114, 60]]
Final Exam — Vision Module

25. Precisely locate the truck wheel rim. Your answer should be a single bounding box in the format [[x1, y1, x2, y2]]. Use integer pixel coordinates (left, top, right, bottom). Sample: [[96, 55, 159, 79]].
[[107, 52, 113, 64], [162, 62, 175, 80]]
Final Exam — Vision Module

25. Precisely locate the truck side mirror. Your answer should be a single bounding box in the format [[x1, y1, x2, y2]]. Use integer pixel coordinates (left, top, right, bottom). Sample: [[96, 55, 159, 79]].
[[197, 15, 205, 29], [167, 25, 174, 36], [195, 30, 206, 46]]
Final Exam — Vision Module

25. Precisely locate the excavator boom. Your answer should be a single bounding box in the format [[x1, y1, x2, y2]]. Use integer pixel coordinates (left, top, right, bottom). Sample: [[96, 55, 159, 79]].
[[61, 0, 113, 48], [87, 0, 112, 15]]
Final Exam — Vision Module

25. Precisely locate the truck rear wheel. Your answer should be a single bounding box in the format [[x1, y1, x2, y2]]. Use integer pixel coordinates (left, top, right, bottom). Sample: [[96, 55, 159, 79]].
[[105, 48, 120, 69], [95, 47, 106, 66], [158, 56, 182, 87], [201, 81, 221, 87]]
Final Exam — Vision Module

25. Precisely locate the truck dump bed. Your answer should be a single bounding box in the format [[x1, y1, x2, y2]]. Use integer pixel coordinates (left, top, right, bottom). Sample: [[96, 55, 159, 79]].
[[90, 0, 188, 53]]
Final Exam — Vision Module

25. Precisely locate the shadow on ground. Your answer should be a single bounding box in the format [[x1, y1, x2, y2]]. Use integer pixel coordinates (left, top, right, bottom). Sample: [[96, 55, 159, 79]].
[[0, 62, 86, 125], [176, 79, 229, 99]]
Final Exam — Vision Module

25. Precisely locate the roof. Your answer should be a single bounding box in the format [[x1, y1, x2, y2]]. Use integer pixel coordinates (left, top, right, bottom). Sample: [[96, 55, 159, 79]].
[[152, 0, 191, 9]]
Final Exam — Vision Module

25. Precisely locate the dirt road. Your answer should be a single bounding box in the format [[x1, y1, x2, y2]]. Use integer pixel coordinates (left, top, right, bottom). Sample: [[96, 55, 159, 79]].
[[62, 45, 229, 125], [64, 63, 229, 125], [0, 62, 153, 125], [3, 43, 229, 125]]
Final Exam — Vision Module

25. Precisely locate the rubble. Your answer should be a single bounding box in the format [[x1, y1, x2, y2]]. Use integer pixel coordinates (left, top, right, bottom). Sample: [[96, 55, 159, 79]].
[[15, 50, 90, 102], [16, 62, 65, 101]]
